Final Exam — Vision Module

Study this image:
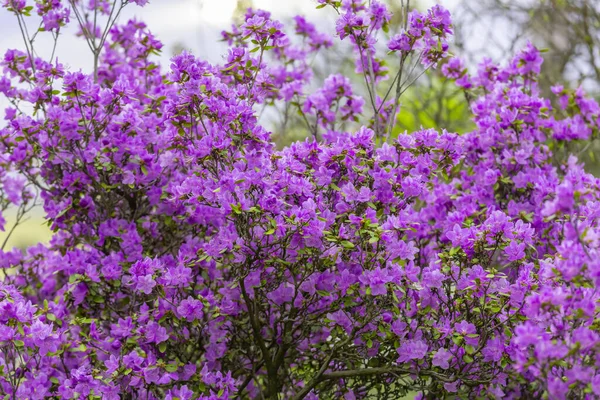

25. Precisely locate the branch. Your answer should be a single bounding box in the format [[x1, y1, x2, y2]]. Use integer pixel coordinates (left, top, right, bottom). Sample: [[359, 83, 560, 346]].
[[293, 365, 462, 400], [238, 278, 276, 388], [326, 366, 492, 385]]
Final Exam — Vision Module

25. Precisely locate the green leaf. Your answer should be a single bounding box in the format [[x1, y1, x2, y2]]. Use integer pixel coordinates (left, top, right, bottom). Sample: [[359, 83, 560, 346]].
[[165, 364, 178, 372], [340, 240, 355, 249], [55, 205, 73, 220], [91, 295, 105, 303], [230, 204, 242, 215], [159, 343, 167, 353], [452, 335, 463, 346], [71, 344, 87, 352]]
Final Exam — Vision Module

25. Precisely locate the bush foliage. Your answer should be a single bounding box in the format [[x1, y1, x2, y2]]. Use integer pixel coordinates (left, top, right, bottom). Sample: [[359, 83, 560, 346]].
[[1, 1, 600, 399]]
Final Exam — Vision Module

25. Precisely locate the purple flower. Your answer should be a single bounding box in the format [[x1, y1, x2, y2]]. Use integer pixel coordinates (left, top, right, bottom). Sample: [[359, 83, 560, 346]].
[[327, 310, 353, 333], [548, 377, 569, 400], [592, 375, 600, 396], [397, 340, 428, 363], [391, 319, 407, 338], [422, 268, 445, 289], [29, 320, 54, 347], [111, 317, 134, 338], [454, 321, 476, 336], [135, 274, 156, 294], [388, 33, 412, 52], [513, 323, 543, 347], [432, 348, 452, 369], [335, 13, 366, 40], [442, 57, 464, 79], [367, 1, 391, 30], [359, 267, 391, 296], [177, 297, 204, 322], [161, 265, 192, 287], [144, 321, 168, 344], [504, 241, 526, 262], [443, 381, 459, 393], [2, 175, 26, 204], [105, 355, 120, 375], [267, 284, 294, 305], [482, 337, 504, 362]]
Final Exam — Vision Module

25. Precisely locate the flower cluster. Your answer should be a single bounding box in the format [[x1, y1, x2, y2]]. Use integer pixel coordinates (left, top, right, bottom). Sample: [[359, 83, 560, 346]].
[[1, 0, 600, 399], [388, 5, 452, 65]]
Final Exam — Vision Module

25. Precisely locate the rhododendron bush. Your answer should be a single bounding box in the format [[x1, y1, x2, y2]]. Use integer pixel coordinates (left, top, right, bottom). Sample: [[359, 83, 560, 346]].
[[1, 0, 600, 399]]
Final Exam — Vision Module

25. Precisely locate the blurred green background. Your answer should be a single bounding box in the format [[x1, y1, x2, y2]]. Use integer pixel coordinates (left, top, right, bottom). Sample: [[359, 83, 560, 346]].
[[1, 208, 52, 250]]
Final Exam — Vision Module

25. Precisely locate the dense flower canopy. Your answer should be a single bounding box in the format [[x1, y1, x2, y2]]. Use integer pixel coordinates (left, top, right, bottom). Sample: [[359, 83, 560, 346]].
[[1, 0, 600, 399]]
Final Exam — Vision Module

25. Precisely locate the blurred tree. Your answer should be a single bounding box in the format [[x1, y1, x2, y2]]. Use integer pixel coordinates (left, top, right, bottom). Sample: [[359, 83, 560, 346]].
[[452, 0, 600, 175], [271, 0, 474, 147], [170, 42, 188, 56], [453, 0, 600, 98], [394, 74, 474, 135], [233, 0, 254, 22], [172, 1, 600, 150]]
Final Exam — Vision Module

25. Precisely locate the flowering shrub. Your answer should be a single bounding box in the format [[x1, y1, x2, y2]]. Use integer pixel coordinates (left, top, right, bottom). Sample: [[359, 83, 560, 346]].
[[1, 0, 600, 399]]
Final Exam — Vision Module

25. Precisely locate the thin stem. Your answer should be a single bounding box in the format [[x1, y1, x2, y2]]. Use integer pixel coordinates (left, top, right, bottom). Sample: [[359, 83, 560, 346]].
[[15, 14, 35, 77]]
